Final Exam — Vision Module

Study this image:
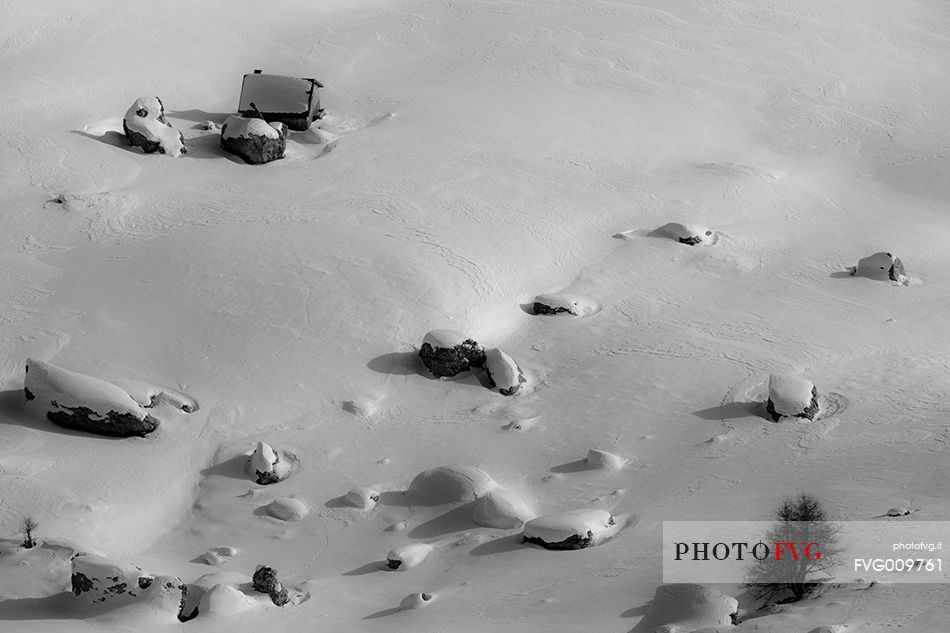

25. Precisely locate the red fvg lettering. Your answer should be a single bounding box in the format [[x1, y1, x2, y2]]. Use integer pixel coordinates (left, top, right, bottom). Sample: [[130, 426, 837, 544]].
[[774, 541, 822, 561]]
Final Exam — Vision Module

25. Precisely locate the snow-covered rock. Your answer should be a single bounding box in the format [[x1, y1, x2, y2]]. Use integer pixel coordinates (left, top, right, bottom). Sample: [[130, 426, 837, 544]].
[[71, 554, 188, 620], [886, 506, 912, 517], [523, 509, 619, 550], [385, 543, 434, 570], [219, 115, 287, 165], [122, 97, 186, 156], [484, 348, 526, 396], [249, 442, 291, 485], [260, 497, 309, 521], [418, 329, 486, 377], [344, 486, 380, 509], [652, 222, 713, 245], [532, 292, 598, 317], [586, 448, 625, 471], [766, 373, 819, 422], [197, 583, 257, 615], [407, 465, 497, 503], [636, 584, 738, 631], [399, 592, 436, 610], [853, 251, 905, 282], [251, 565, 288, 606], [24, 359, 160, 437], [472, 488, 534, 528]]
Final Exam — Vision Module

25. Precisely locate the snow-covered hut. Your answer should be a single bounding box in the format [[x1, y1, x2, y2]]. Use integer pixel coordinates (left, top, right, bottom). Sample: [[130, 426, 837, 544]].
[[238, 70, 324, 131]]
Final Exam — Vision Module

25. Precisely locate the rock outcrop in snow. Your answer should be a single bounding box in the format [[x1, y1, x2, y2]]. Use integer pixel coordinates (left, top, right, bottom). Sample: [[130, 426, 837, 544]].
[[852, 251, 905, 282], [766, 373, 820, 422], [418, 329, 486, 377], [484, 348, 526, 396], [407, 465, 497, 504], [220, 115, 288, 165], [652, 222, 714, 245], [71, 554, 189, 620], [24, 359, 160, 437], [634, 584, 738, 631], [251, 565, 289, 606], [385, 543, 434, 570], [532, 292, 597, 317], [249, 441, 290, 485], [522, 509, 618, 550], [122, 97, 186, 156]]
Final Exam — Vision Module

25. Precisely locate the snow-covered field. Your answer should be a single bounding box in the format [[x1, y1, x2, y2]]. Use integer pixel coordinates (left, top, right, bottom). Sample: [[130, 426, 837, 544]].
[[1, 0, 949, 630]]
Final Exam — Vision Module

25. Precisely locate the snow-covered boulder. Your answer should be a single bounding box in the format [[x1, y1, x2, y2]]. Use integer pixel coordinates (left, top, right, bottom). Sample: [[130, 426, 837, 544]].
[[197, 583, 257, 615], [635, 584, 738, 631], [586, 448, 625, 471], [532, 292, 597, 317], [484, 348, 526, 396], [219, 115, 287, 165], [122, 97, 186, 156], [653, 222, 713, 245], [852, 251, 905, 282], [472, 488, 534, 529], [418, 329, 486, 377], [523, 509, 618, 550], [766, 374, 819, 422], [251, 565, 288, 606], [399, 592, 436, 610], [24, 359, 159, 437], [385, 543, 434, 570], [407, 465, 497, 504], [886, 506, 912, 517], [248, 442, 292, 485], [71, 554, 188, 620], [344, 486, 380, 509], [260, 497, 309, 521]]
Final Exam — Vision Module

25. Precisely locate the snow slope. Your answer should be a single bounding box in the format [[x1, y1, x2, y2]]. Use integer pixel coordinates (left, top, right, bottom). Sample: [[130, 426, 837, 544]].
[[1, 0, 949, 631]]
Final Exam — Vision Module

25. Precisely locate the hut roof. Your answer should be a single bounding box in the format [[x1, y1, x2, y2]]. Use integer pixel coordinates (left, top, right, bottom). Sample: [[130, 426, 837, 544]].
[[239, 73, 322, 114]]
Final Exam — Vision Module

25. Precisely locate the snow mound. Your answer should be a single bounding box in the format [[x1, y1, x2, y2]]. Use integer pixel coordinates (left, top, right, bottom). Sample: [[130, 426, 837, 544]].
[[399, 592, 436, 610], [484, 348, 527, 396], [344, 486, 380, 509], [532, 293, 599, 317], [122, 97, 185, 157], [24, 358, 159, 437], [634, 584, 738, 632], [472, 488, 534, 529], [523, 509, 621, 550], [852, 251, 905, 282], [385, 543, 434, 570], [886, 506, 912, 517], [767, 374, 819, 419], [651, 222, 714, 245], [586, 448, 625, 471], [71, 554, 187, 620], [407, 465, 498, 503], [198, 584, 258, 616], [110, 379, 199, 412], [260, 497, 309, 521]]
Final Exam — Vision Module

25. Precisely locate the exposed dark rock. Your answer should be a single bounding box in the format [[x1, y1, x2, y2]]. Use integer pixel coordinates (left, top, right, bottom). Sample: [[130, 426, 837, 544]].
[[419, 339, 486, 378], [252, 565, 289, 607], [256, 470, 280, 485], [46, 405, 159, 437], [532, 301, 571, 316], [766, 386, 819, 422], [138, 577, 153, 589], [220, 116, 287, 165], [889, 257, 905, 281], [124, 120, 162, 153], [386, 559, 402, 570], [72, 571, 94, 595], [523, 530, 593, 551], [24, 386, 34, 400]]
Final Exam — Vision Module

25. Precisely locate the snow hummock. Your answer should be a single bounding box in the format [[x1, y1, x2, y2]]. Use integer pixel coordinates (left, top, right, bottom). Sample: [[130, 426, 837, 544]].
[[484, 348, 526, 396], [385, 543, 434, 570], [260, 497, 309, 521], [343, 486, 379, 509], [523, 509, 619, 547], [421, 329, 470, 349], [221, 115, 282, 140], [407, 465, 498, 504], [652, 222, 713, 244], [24, 358, 150, 422], [198, 583, 258, 616], [471, 488, 534, 529], [768, 374, 816, 416], [585, 448, 625, 471], [634, 584, 738, 631], [399, 592, 436, 610], [123, 97, 185, 157]]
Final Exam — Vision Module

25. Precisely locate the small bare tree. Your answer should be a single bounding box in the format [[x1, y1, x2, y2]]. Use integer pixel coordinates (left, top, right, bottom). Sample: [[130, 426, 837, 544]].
[[745, 493, 840, 605], [21, 515, 38, 549]]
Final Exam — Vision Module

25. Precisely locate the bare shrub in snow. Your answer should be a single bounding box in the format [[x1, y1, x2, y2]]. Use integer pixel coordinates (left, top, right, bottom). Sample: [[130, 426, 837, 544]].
[[21, 515, 38, 548]]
